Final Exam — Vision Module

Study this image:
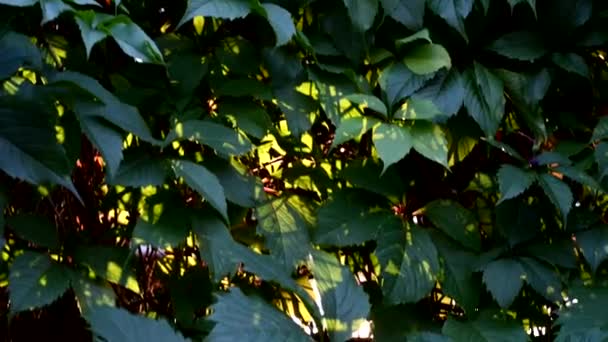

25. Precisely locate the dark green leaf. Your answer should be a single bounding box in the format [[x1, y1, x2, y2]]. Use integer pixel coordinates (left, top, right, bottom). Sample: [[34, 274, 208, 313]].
[[507, 0, 536, 16], [404, 44, 452, 75], [442, 312, 527, 342], [482, 258, 524, 308], [379, 63, 433, 108], [411, 121, 449, 167], [496, 199, 540, 247], [345, 94, 388, 117], [376, 223, 439, 304], [554, 165, 601, 189], [372, 123, 413, 173], [343, 0, 378, 31], [425, 200, 481, 251], [537, 173, 573, 219], [256, 195, 312, 271], [261, 3, 296, 46], [592, 117, 608, 142], [74, 246, 140, 293], [413, 69, 465, 117], [340, 159, 406, 198], [0, 96, 78, 197], [178, 0, 258, 27], [207, 288, 310, 342], [517, 257, 561, 301], [379, 0, 425, 29], [217, 101, 272, 139], [487, 31, 547, 61], [596, 142, 608, 179], [552, 53, 590, 78], [463, 63, 505, 136], [40, 0, 71, 24], [332, 116, 380, 148], [86, 306, 188, 342], [308, 250, 371, 342], [171, 160, 228, 221], [427, 0, 471, 40], [394, 98, 444, 121], [6, 214, 59, 249], [132, 197, 191, 248], [109, 153, 168, 187], [315, 189, 399, 246], [0, 31, 42, 79], [0, 0, 38, 6], [555, 285, 608, 341], [9, 252, 71, 312], [497, 164, 536, 203], [167, 120, 253, 156], [576, 225, 608, 273]]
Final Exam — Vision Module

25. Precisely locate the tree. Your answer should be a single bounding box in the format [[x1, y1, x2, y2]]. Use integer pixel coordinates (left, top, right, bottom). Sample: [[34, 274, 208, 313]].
[[1, 0, 608, 340]]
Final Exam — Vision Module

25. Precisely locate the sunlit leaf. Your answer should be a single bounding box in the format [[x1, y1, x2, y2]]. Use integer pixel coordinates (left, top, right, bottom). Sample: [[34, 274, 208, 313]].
[[404, 44, 451, 75], [372, 123, 413, 174], [9, 252, 72, 312]]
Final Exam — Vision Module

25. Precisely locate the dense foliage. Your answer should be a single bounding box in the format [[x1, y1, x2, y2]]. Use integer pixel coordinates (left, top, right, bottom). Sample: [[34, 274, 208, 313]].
[[1, 0, 608, 340]]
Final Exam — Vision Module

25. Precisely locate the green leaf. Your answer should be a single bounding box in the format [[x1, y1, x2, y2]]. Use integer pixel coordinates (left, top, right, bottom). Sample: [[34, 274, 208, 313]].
[[171, 160, 228, 221], [192, 211, 255, 282], [413, 69, 465, 117], [576, 225, 608, 273], [379, 0, 425, 29], [555, 285, 608, 341], [332, 116, 380, 148], [207, 288, 310, 342], [517, 257, 561, 301], [596, 142, 608, 179], [40, 0, 72, 24], [74, 246, 140, 293], [0, 0, 38, 6], [592, 117, 608, 142], [205, 157, 261, 208], [9, 252, 72, 312], [132, 198, 191, 249], [0, 95, 78, 198], [315, 189, 399, 246], [552, 53, 590, 78], [179, 0, 258, 26], [554, 165, 601, 189], [408, 332, 452, 342], [340, 159, 406, 198], [537, 173, 573, 219], [372, 123, 413, 174], [394, 98, 443, 121], [344, 94, 388, 118], [497, 164, 536, 203], [167, 120, 253, 156], [487, 31, 547, 61], [506, 0, 536, 16], [6, 214, 59, 249], [109, 153, 168, 187], [49, 71, 157, 143], [217, 101, 272, 139], [463, 63, 505, 136], [411, 121, 449, 167], [108, 18, 164, 64], [262, 3, 296, 46], [308, 250, 371, 341], [0, 31, 42, 79], [376, 223, 440, 304], [79, 116, 124, 177], [168, 53, 208, 96], [442, 312, 527, 342], [274, 86, 318, 135], [427, 0, 473, 41], [74, 10, 110, 57], [404, 44, 452, 75], [395, 29, 432, 48], [496, 199, 540, 247], [343, 0, 378, 31], [433, 234, 480, 314], [379, 63, 434, 108], [86, 306, 188, 342], [425, 200, 481, 251], [482, 258, 524, 308], [256, 195, 312, 271], [495, 68, 550, 142]]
